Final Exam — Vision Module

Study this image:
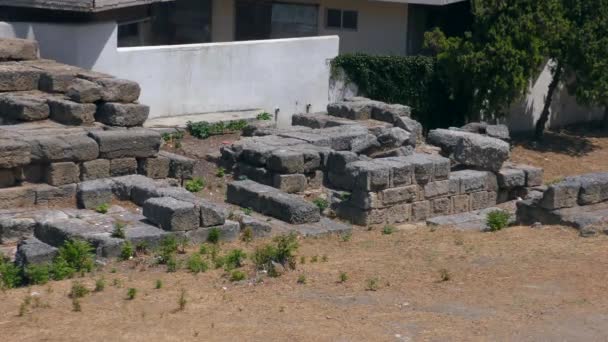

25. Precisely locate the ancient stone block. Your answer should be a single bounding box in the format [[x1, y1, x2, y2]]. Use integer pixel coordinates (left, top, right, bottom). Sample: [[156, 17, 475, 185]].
[[452, 194, 471, 214], [470, 191, 491, 211], [0, 138, 31, 168], [577, 173, 608, 205], [395, 116, 423, 145], [76, 179, 114, 209], [376, 127, 411, 149], [96, 78, 141, 103], [15, 238, 58, 267], [519, 165, 544, 187], [47, 98, 96, 125], [267, 149, 304, 174], [377, 158, 414, 187], [401, 154, 434, 185], [327, 151, 359, 173], [0, 186, 36, 209], [411, 201, 430, 222], [0, 93, 49, 121], [239, 216, 272, 237], [110, 158, 137, 177], [371, 103, 411, 124], [0, 168, 17, 188], [80, 159, 110, 181], [453, 135, 510, 172], [540, 180, 580, 210], [199, 200, 228, 227], [66, 78, 103, 103], [237, 162, 272, 185], [26, 134, 99, 162], [137, 157, 170, 179], [327, 100, 375, 120], [95, 103, 149, 127], [431, 197, 452, 217], [318, 125, 370, 151], [350, 189, 383, 210], [45, 162, 79, 186], [0, 38, 38, 61], [385, 203, 411, 224], [143, 197, 200, 232], [346, 160, 390, 191], [424, 180, 450, 199], [306, 170, 324, 189], [497, 168, 526, 188], [381, 185, 418, 205], [35, 183, 77, 206], [450, 170, 490, 194], [124, 223, 169, 249], [159, 151, 195, 179], [89, 129, 160, 159], [273, 173, 307, 193], [0, 63, 40, 91], [39, 72, 75, 93], [185, 220, 240, 243]]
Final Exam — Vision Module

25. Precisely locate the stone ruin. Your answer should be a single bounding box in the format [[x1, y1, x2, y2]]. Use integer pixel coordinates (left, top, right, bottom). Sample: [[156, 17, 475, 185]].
[[222, 97, 544, 229]]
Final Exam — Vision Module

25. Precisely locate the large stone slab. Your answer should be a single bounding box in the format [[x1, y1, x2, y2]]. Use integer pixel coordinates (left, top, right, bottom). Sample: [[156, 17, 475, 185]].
[[327, 100, 376, 120], [453, 135, 510, 171], [199, 200, 228, 227], [0, 185, 36, 209], [0, 62, 41, 91], [26, 134, 99, 162], [15, 238, 58, 267], [95, 103, 149, 127], [66, 78, 103, 103], [159, 151, 195, 179], [540, 179, 581, 210], [77, 179, 114, 209], [45, 162, 80, 186], [0, 92, 49, 121], [291, 112, 356, 129], [137, 157, 170, 179], [0, 138, 31, 168], [48, 98, 96, 125], [89, 129, 160, 159], [96, 78, 141, 103], [143, 197, 200, 232], [0, 38, 38, 61]]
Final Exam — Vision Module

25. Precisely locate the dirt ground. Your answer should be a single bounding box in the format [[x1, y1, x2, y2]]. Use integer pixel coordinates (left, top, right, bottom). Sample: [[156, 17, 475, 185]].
[[3, 128, 608, 341]]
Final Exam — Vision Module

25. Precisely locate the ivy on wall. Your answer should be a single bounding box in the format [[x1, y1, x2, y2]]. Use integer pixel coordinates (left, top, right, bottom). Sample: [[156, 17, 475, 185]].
[[331, 54, 470, 130]]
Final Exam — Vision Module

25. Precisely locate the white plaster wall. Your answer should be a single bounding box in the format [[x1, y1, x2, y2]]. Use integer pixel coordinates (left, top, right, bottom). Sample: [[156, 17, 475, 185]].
[[0, 21, 339, 127], [211, 0, 408, 55]]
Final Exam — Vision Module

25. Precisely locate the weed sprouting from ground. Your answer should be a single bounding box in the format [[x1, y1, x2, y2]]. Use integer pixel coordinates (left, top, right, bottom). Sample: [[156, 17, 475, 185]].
[[242, 207, 253, 216], [186, 253, 208, 274], [185, 177, 205, 193], [312, 198, 329, 212], [126, 288, 137, 300], [155, 279, 163, 289], [224, 249, 247, 270], [365, 278, 379, 291], [111, 222, 126, 239], [95, 203, 109, 214], [72, 298, 82, 312], [216, 167, 226, 178], [297, 274, 307, 285], [230, 270, 246, 282], [382, 225, 396, 235], [340, 232, 352, 242], [69, 281, 89, 299], [339, 272, 349, 283], [486, 210, 510, 232], [253, 232, 299, 277], [256, 112, 272, 121], [207, 228, 221, 244], [94, 278, 106, 292], [241, 227, 253, 243], [120, 241, 134, 261], [439, 268, 451, 282], [178, 289, 187, 311]]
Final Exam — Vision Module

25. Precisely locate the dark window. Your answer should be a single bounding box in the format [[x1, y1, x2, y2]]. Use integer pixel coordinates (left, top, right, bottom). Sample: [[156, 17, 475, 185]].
[[326, 8, 342, 29], [342, 10, 358, 30], [270, 3, 318, 38]]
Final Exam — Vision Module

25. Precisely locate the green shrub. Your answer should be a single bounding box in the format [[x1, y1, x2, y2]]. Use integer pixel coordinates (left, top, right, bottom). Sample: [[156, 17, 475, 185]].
[[332, 54, 467, 130], [186, 253, 208, 274], [187, 120, 248, 139], [216, 167, 226, 178], [94, 278, 106, 292], [312, 198, 329, 212], [69, 281, 89, 298], [120, 241, 134, 261], [49, 256, 75, 281], [230, 270, 246, 282], [242, 207, 253, 216], [95, 203, 110, 214], [382, 225, 396, 235], [486, 210, 510, 232], [166, 255, 179, 273], [126, 288, 137, 300], [24, 264, 51, 285], [365, 277, 379, 291], [224, 249, 247, 270], [111, 222, 126, 239], [297, 274, 307, 284], [157, 235, 178, 264], [72, 298, 82, 312], [241, 227, 254, 243], [185, 177, 205, 193], [256, 112, 272, 121], [178, 289, 187, 311], [57, 239, 95, 273], [155, 279, 163, 289], [339, 272, 348, 283], [253, 232, 299, 275], [0, 258, 22, 288], [207, 227, 221, 244]]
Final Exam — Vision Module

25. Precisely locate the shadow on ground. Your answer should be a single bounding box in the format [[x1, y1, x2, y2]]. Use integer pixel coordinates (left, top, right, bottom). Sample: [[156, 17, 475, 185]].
[[512, 127, 608, 157]]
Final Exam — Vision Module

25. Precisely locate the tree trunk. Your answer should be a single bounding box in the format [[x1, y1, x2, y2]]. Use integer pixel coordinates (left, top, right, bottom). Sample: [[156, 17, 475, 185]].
[[602, 105, 608, 130], [535, 63, 564, 140]]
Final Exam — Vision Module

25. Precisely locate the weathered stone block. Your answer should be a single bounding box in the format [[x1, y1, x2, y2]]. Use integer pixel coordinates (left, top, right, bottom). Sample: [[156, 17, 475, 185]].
[[0, 186, 36, 209], [185, 220, 240, 243], [239, 216, 272, 237], [267, 149, 304, 174], [452, 195, 471, 214], [0, 93, 49, 121], [0, 63, 40, 91], [385, 203, 411, 224], [0, 138, 31, 168], [199, 200, 228, 227], [306, 170, 324, 189], [45, 162, 79, 186], [401, 154, 434, 185], [39, 72, 75, 93], [95, 103, 149, 127], [0, 38, 38, 61], [431, 197, 452, 217], [381, 185, 418, 205], [110, 158, 137, 177], [26, 134, 99, 162], [519, 165, 544, 187], [327, 100, 374, 120], [237, 162, 272, 185], [96, 78, 141, 103], [395, 116, 423, 145], [66, 78, 103, 103], [143, 197, 200, 232], [450, 170, 489, 194], [77, 179, 114, 209], [15, 238, 58, 267], [497, 168, 526, 189], [0, 217, 36, 243], [273, 173, 307, 193], [89, 129, 160, 159], [411, 201, 430, 222], [327, 151, 359, 173], [371, 103, 411, 124], [0, 168, 17, 188], [80, 159, 110, 181], [350, 189, 383, 210], [377, 158, 414, 187], [424, 180, 450, 199], [376, 127, 411, 149], [577, 173, 608, 205], [35, 183, 77, 206], [540, 180, 580, 210], [48, 98, 96, 125], [125, 223, 169, 249], [453, 135, 510, 171], [137, 157, 170, 179], [346, 160, 390, 191], [470, 191, 492, 211]]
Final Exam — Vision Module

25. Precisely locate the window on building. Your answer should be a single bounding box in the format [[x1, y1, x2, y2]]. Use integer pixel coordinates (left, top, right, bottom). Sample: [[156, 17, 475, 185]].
[[326, 8, 358, 31], [270, 3, 318, 38]]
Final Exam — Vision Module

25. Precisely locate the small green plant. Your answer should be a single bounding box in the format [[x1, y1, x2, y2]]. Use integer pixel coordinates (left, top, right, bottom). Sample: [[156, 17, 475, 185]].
[[297, 274, 307, 284], [24, 263, 50, 285], [185, 177, 205, 193], [242, 207, 253, 216], [486, 210, 510, 232], [340, 232, 352, 242], [230, 270, 246, 282], [300, 256, 306, 264], [57, 239, 95, 273], [94, 278, 106, 292], [365, 278, 379, 291], [225, 249, 247, 270], [216, 167, 226, 178], [126, 288, 137, 300], [155, 279, 163, 289], [120, 241, 134, 261], [382, 225, 396, 235], [178, 289, 187, 311], [178, 236, 189, 254], [186, 253, 208, 274], [339, 272, 348, 283], [439, 268, 451, 282], [48, 256, 75, 281], [166, 255, 179, 273], [95, 203, 110, 214], [112, 279, 122, 287], [157, 235, 178, 264], [69, 281, 89, 299], [321, 255, 328, 263], [252, 232, 299, 276], [72, 298, 82, 312], [310, 255, 318, 263], [207, 227, 221, 244], [111, 222, 126, 239], [256, 112, 272, 121], [312, 198, 329, 212], [135, 242, 149, 255], [187, 120, 248, 139], [241, 227, 254, 243], [18, 295, 31, 316]]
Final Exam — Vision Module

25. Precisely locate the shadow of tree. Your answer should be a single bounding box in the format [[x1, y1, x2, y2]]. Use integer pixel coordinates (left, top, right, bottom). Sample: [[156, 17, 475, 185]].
[[512, 126, 605, 157]]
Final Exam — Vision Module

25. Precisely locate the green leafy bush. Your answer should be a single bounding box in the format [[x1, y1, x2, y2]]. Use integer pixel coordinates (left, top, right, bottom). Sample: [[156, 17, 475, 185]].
[[312, 198, 329, 212], [126, 288, 137, 300], [382, 225, 396, 235], [49, 256, 75, 280], [0, 256, 22, 289], [157, 235, 178, 264], [120, 241, 134, 261], [111, 222, 126, 239], [207, 227, 221, 244], [95, 203, 110, 214], [69, 281, 89, 298], [486, 210, 510, 232], [185, 177, 205, 193], [187, 120, 248, 139], [186, 253, 208, 274], [253, 232, 299, 276], [256, 112, 272, 121], [224, 249, 247, 270], [58, 239, 95, 273], [24, 264, 50, 285], [230, 270, 246, 282]]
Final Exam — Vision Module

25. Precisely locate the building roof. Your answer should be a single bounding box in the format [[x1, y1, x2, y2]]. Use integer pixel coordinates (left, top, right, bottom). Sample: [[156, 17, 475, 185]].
[[0, 0, 174, 12]]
